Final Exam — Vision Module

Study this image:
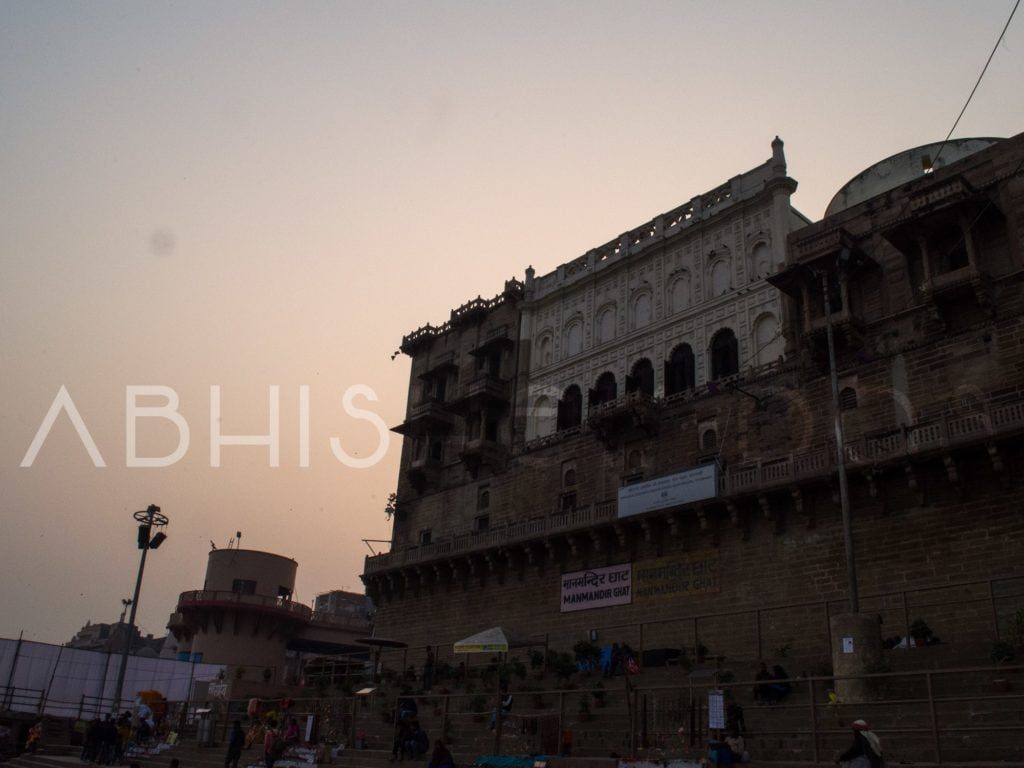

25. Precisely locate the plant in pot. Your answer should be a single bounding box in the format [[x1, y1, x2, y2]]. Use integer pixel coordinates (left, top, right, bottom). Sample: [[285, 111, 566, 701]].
[[1006, 608, 1024, 649], [469, 695, 488, 723], [578, 693, 593, 722], [991, 641, 1015, 693], [696, 643, 709, 664], [529, 649, 545, 672]]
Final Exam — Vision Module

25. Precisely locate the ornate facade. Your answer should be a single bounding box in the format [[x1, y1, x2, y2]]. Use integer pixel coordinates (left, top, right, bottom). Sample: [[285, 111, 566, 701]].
[[365, 134, 1024, 673]]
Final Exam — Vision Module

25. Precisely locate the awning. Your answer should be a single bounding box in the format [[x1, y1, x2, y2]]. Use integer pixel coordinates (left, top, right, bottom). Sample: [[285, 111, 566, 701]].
[[453, 627, 529, 654]]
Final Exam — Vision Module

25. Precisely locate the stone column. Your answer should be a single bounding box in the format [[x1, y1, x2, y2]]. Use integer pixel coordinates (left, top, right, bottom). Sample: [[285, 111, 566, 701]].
[[829, 613, 882, 703]]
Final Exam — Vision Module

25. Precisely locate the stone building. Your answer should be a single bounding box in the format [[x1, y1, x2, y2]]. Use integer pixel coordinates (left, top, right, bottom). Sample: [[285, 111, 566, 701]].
[[364, 134, 1024, 670], [168, 548, 368, 691]]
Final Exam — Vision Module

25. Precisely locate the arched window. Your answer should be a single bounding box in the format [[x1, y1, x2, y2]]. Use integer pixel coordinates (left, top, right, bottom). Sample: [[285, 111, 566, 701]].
[[751, 242, 772, 278], [532, 395, 555, 438], [628, 450, 643, 472], [752, 313, 783, 366], [710, 328, 739, 380], [627, 358, 655, 397], [536, 334, 552, 367], [711, 260, 731, 297], [557, 385, 583, 430], [563, 467, 577, 487], [596, 307, 616, 345], [633, 293, 652, 328], [564, 321, 583, 357], [670, 273, 691, 313], [665, 344, 695, 395], [701, 429, 718, 451], [591, 372, 617, 406], [839, 387, 858, 411]]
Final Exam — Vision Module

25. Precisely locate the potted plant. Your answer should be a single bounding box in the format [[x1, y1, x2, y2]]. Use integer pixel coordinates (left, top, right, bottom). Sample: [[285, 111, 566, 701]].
[[1007, 608, 1024, 649], [469, 695, 487, 723], [578, 694, 593, 722], [991, 641, 1015, 692], [696, 643, 709, 664], [529, 649, 545, 671]]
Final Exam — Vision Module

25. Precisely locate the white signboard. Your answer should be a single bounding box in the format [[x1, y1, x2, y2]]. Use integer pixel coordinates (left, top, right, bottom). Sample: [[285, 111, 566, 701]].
[[617, 465, 718, 518], [708, 689, 725, 729], [560, 563, 632, 613]]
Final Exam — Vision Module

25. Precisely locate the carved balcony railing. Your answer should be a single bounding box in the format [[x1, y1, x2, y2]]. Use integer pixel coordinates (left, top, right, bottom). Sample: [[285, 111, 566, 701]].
[[368, 396, 1024, 577]]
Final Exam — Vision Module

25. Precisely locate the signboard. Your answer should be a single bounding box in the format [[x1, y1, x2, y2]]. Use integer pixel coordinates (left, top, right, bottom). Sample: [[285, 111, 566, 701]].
[[560, 563, 632, 613], [617, 465, 718, 519], [633, 550, 720, 602], [207, 683, 228, 699], [708, 690, 725, 729]]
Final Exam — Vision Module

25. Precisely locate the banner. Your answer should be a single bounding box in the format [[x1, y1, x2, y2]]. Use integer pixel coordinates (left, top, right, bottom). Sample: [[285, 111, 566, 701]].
[[633, 550, 719, 602], [617, 465, 717, 518], [560, 563, 632, 613]]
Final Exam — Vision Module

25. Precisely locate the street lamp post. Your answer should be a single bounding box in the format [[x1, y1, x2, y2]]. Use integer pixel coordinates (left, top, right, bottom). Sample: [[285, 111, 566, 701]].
[[111, 504, 168, 713], [820, 268, 859, 615]]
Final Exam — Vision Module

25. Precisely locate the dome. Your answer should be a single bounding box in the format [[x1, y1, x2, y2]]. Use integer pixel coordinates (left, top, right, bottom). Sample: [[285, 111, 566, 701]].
[[825, 138, 1003, 217]]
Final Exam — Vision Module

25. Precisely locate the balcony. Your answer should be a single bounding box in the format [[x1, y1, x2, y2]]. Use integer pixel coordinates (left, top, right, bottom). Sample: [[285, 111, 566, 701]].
[[805, 306, 866, 350], [448, 374, 511, 413], [366, 395, 1024, 579], [405, 455, 444, 493], [460, 436, 508, 476], [393, 398, 457, 436], [588, 391, 661, 447]]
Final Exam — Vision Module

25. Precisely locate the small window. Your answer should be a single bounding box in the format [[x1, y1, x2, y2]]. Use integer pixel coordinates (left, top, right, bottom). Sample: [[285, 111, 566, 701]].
[[484, 418, 499, 442], [475, 515, 490, 532], [277, 586, 292, 599], [232, 579, 256, 595], [419, 529, 432, 546], [839, 387, 858, 411], [563, 467, 577, 487], [429, 440, 444, 462], [477, 486, 490, 510], [628, 449, 643, 472], [559, 492, 577, 514], [701, 429, 718, 451]]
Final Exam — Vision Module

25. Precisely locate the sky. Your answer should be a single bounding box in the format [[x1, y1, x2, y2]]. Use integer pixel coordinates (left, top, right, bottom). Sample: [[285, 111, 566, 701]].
[[1, 0, 1022, 645]]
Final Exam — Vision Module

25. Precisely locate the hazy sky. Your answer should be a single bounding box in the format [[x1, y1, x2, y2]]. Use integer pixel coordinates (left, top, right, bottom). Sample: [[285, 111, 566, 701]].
[[2, 1, 1022, 644]]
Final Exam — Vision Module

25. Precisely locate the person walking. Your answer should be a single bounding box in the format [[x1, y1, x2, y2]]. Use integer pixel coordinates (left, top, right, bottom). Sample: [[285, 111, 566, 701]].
[[427, 739, 454, 768], [225, 721, 244, 768], [263, 720, 282, 768], [835, 719, 883, 768]]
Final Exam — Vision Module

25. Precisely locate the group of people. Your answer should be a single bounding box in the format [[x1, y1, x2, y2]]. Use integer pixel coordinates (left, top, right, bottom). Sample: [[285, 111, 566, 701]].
[[603, 642, 639, 677], [79, 712, 148, 764], [258, 716, 302, 768]]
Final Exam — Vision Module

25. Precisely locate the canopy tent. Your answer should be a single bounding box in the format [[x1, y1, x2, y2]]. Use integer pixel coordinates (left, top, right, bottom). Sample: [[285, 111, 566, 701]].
[[452, 627, 530, 654]]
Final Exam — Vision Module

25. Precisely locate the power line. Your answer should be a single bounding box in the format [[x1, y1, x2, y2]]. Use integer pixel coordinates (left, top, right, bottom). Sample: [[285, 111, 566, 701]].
[[932, 0, 1020, 168]]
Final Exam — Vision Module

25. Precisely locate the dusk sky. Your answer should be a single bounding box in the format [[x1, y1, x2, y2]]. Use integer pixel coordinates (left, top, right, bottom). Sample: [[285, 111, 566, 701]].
[[2, 1, 1022, 644]]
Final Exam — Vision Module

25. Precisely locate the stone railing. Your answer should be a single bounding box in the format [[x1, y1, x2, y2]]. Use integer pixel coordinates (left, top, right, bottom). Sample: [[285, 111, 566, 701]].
[[400, 279, 523, 351], [365, 501, 617, 574], [177, 590, 313, 621], [368, 395, 1024, 576]]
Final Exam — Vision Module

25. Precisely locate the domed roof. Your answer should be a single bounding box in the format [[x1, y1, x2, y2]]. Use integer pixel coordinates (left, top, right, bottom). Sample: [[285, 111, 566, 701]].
[[825, 138, 1003, 217]]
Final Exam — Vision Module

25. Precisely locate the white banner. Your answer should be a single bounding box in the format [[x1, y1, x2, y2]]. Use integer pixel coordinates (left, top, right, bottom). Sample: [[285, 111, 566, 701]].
[[617, 464, 717, 518], [560, 563, 632, 613]]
